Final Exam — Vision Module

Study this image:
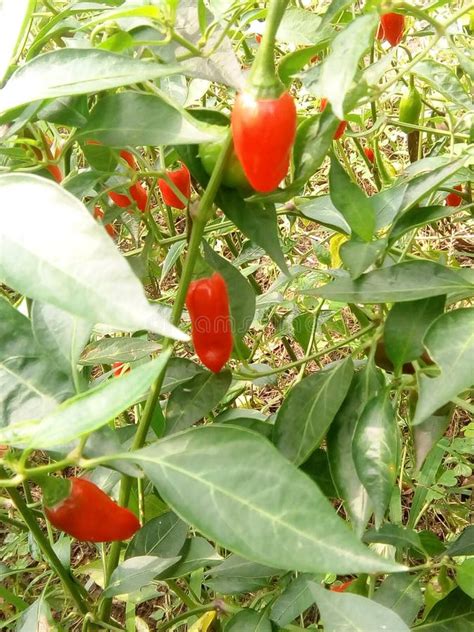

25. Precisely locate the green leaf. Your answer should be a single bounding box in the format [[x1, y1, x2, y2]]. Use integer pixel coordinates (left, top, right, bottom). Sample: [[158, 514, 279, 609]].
[[307, 261, 473, 303], [0, 48, 183, 114], [206, 555, 280, 594], [309, 582, 410, 632], [161, 358, 205, 393], [225, 609, 272, 632], [36, 95, 89, 127], [16, 596, 53, 632], [297, 195, 351, 234], [0, 351, 171, 448], [413, 60, 472, 109], [0, 297, 73, 426], [277, 6, 324, 45], [165, 370, 232, 435], [329, 155, 375, 242], [388, 206, 457, 245], [31, 302, 91, 375], [125, 511, 188, 560], [414, 309, 474, 424], [273, 358, 354, 465], [384, 297, 445, 372], [373, 573, 423, 625], [293, 113, 343, 185], [353, 390, 399, 528], [103, 555, 180, 598], [363, 526, 426, 557], [270, 574, 316, 627], [79, 337, 161, 366], [157, 537, 222, 580], [327, 365, 385, 536], [457, 559, 474, 598], [0, 174, 187, 340], [412, 588, 474, 631], [414, 410, 452, 471], [340, 238, 386, 279], [131, 425, 404, 574], [78, 92, 216, 147], [446, 527, 474, 557], [203, 241, 256, 337], [320, 12, 379, 119], [217, 189, 289, 275], [301, 449, 338, 498]]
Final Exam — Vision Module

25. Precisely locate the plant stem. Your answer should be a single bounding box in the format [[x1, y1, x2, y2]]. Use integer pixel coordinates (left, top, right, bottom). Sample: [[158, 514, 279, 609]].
[[97, 131, 233, 624], [1, 470, 90, 616]]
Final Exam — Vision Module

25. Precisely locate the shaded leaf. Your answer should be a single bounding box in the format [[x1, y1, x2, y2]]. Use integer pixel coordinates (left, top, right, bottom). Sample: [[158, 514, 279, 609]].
[[125, 511, 188, 560], [412, 588, 474, 631], [158, 537, 222, 580], [225, 609, 272, 632], [340, 238, 385, 279], [373, 573, 423, 625], [270, 574, 316, 627], [206, 555, 280, 594], [80, 337, 161, 365], [446, 526, 474, 558], [103, 555, 180, 598]]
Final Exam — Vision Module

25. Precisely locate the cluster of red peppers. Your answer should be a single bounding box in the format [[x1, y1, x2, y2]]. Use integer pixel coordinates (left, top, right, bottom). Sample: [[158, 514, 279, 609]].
[[42, 477, 140, 542]]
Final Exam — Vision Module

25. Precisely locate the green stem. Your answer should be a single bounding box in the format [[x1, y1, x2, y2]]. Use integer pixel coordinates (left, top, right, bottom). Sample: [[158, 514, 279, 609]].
[[248, 0, 289, 96], [2, 470, 90, 616], [98, 131, 233, 625]]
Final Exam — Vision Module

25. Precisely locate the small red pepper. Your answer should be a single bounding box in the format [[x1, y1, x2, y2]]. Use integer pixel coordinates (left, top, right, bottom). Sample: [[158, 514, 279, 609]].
[[185, 272, 233, 373], [112, 361, 130, 377], [93, 205, 117, 237], [364, 147, 375, 163], [43, 477, 140, 542], [330, 579, 354, 592], [376, 13, 405, 47], [320, 98, 347, 140], [231, 91, 297, 192], [445, 185, 463, 207], [255, 34, 262, 44], [158, 163, 191, 209]]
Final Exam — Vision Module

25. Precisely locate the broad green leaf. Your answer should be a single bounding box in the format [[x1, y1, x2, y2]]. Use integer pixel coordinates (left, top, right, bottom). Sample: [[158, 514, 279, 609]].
[[0, 351, 171, 448], [157, 537, 222, 580], [412, 588, 474, 631], [413, 60, 472, 109], [270, 574, 316, 627], [340, 238, 385, 279], [36, 95, 89, 127], [273, 358, 353, 465], [16, 596, 53, 632], [384, 297, 445, 372], [0, 297, 73, 426], [353, 390, 399, 528], [446, 526, 474, 557], [307, 261, 473, 303], [0, 0, 35, 84], [80, 337, 161, 365], [161, 358, 205, 393], [277, 6, 324, 45], [0, 48, 183, 114], [320, 12, 379, 119], [165, 370, 232, 435], [125, 511, 188, 560], [103, 555, 180, 598], [414, 309, 474, 424], [78, 92, 215, 146], [329, 155, 375, 242], [131, 425, 404, 574], [216, 410, 273, 440], [217, 189, 289, 275], [31, 301, 91, 375], [0, 174, 186, 340], [293, 112, 341, 184], [388, 205, 457, 245], [309, 582, 410, 632], [203, 241, 256, 337], [301, 449, 338, 498], [327, 365, 385, 536], [363, 526, 426, 557], [414, 409, 452, 471], [206, 555, 280, 594], [297, 195, 351, 234], [373, 574, 423, 625], [225, 609, 272, 632], [457, 559, 474, 598]]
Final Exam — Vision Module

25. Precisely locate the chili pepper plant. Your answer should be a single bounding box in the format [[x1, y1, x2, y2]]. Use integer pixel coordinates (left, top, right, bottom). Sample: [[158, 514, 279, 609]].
[[0, 1, 473, 630]]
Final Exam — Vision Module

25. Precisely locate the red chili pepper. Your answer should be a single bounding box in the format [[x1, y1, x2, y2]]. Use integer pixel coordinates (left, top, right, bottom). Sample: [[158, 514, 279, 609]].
[[445, 185, 463, 207], [231, 91, 296, 192], [43, 478, 140, 542], [93, 205, 117, 238], [330, 579, 354, 592], [112, 361, 130, 377], [185, 272, 233, 373], [255, 34, 262, 44], [158, 163, 191, 209], [320, 98, 347, 140], [364, 147, 375, 163], [376, 13, 405, 46], [47, 164, 63, 184], [129, 182, 148, 212], [310, 55, 320, 64]]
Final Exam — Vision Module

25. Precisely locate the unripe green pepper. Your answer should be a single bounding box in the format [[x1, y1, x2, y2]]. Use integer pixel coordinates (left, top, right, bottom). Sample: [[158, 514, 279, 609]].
[[399, 87, 422, 125], [198, 138, 251, 190]]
